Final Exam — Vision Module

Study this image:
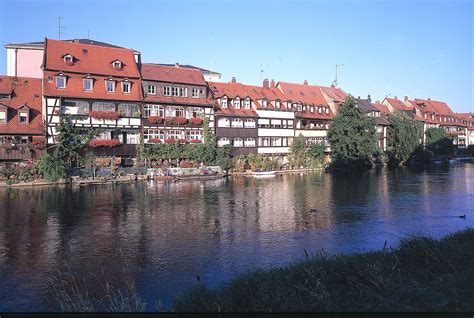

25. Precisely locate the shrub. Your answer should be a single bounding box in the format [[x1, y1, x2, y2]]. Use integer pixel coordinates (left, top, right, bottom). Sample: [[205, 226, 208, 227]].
[[34, 154, 66, 182]]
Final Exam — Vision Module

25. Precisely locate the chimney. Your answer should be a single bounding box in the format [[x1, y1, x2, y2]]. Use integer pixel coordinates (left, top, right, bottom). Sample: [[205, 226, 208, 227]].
[[175, 63, 180, 68], [367, 94, 371, 102], [270, 79, 275, 88], [263, 78, 269, 88], [231, 77, 236, 83], [394, 96, 398, 100], [376, 100, 380, 104], [404, 96, 408, 101], [303, 80, 308, 85], [427, 98, 431, 101]]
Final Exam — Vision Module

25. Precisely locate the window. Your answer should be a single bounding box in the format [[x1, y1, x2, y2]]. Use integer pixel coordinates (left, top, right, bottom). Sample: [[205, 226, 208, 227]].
[[318, 106, 322, 114], [287, 120, 294, 128], [164, 86, 171, 96], [325, 107, 330, 114], [243, 99, 251, 109], [192, 88, 200, 98], [19, 111, 28, 124], [118, 103, 139, 117], [167, 130, 182, 140], [233, 138, 243, 147], [310, 106, 314, 113], [221, 98, 228, 108], [186, 130, 202, 141], [56, 76, 66, 89], [287, 101, 292, 109], [105, 80, 115, 93], [258, 137, 270, 147], [92, 101, 115, 112], [63, 55, 73, 65], [218, 137, 230, 147], [271, 137, 282, 147], [122, 81, 131, 94], [271, 119, 282, 128], [180, 87, 187, 97], [244, 119, 255, 128], [217, 118, 230, 127], [112, 61, 122, 69], [275, 100, 280, 108], [234, 98, 241, 109], [83, 79, 93, 91], [0, 110, 6, 123], [244, 138, 255, 147], [172, 87, 179, 96], [297, 104, 302, 111], [144, 104, 164, 117], [262, 99, 268, 108], [192, 108, 203, 118], [232, 118, 243, 128], [174, 107, 184, 117], [62, 99, 90, 115], [147, 85, 156, 95], [144, 129, 164, 142]]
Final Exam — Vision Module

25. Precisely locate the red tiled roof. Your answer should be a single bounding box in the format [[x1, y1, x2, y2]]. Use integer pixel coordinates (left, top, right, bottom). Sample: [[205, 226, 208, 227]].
[[215, 107, 258, 117], [0, 78, 13, 95], [44, 38, 140, 78], [208, 82, 248, 99], [0, 76, 43, 135], [373, 102, 390, 115], [320, 86, 347, 103], [42, 71, 142, 101], [384, 98, 413, 111], [414, 98, 454, 115], [141, 64, 206, 86]]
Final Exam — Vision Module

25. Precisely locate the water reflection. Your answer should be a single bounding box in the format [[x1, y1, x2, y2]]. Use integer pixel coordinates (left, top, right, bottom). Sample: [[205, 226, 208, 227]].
[[0, 165, 473, 311]]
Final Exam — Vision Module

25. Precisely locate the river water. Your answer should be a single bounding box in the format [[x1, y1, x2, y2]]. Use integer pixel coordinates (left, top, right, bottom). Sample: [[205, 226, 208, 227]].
[[0, 164, 473, 311]]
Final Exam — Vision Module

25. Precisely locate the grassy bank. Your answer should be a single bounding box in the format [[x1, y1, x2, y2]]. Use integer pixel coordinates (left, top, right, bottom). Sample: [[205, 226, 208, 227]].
[[172, 229, 474, 312], [48, 229, 474, 312]]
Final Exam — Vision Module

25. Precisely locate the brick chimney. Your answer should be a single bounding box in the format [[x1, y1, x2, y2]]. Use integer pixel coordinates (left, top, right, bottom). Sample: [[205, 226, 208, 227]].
[[303, 80, 308, 85], [404, 96, 408, 101], [367, 94, 371, 102], [263, 78, 269, 88], [231, 77, 236, 83], [270, 79, 275, 88]]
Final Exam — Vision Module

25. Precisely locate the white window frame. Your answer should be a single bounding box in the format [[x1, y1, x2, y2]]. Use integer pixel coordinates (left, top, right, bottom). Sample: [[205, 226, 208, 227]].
[[217, 118, 230, 128], [105, 80, 115, 93], [244, 138, 255, 147], [275, 100, 280, 108], [233, 138, 243, 147], [148, 85, 156, 95], [262, 99, 268, 108], [113, 61, 122, 69], [180, 87, 187, 97], [122, 81, 131, 94], [325, 107, 330, 114], [243, 98, 251, 109], [220, 98, 228, 108], [218, 137, 230, 147], [83, 78, 93, 91], [244, 119, 255, 128], [234, 98, 241, 109], [164, 86, 171, 96], [231, 118, 243, 128], [172, 87, 179, 97], [56, 76, 66, 89], [63, 55, 73, 64], [0, 110, 6, 123], [19, 111, 28, 124], [192, 88, 200, 98]]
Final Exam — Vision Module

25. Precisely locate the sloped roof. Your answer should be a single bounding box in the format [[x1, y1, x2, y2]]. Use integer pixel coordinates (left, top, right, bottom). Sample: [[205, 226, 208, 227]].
[[153, 63, 221, 76], [5, 38, 140, 53], [320, 86, 347, 103], [141, 63, 206, 85], [356, 98, 378, 112], [277, 82, 328, 106], [208, 82, 248, 99], [43, 38, 140, 78], [0, 76, 43, 135], [0, 78, 13, 95], [384, 97, 413, 111]]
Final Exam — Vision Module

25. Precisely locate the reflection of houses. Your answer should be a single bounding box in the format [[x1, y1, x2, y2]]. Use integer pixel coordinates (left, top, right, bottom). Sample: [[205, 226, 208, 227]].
[[0, 76, 45, 161], [42, 39, 143, 157], [355, 96, 390, 151], [141, 63, 214, 145], [208, 79, 258, 155], [277, 81, 337, 152]]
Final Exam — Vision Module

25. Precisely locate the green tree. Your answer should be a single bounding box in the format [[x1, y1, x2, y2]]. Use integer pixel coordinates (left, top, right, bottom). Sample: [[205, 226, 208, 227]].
[[34, 153, 67, 182], [290, 133, 307, 168], [387, 113, 422, 165], [425, 127, 455, 155], [327, 96, 379, 169]]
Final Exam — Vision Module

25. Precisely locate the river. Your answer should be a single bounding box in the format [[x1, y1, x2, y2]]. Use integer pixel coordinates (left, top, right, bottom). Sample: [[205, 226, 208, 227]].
[[0, 164, 473, 311]]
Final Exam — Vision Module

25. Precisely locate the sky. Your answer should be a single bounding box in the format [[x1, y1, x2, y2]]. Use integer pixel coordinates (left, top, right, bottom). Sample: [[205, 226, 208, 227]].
[[0, 0, 472, 112]]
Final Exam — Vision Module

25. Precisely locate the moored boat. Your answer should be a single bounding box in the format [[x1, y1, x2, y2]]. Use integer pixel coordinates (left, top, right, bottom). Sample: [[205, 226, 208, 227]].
[[252, 171, 276, 177]]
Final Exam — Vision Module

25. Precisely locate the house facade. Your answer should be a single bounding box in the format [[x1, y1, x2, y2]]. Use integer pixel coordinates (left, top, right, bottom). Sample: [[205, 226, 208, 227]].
[[0, 76, 45, 161], [208, 79, 258, 155], [356, 96, 390, 151], [141, 63, 214, 145], [42, 38, 143, 158]]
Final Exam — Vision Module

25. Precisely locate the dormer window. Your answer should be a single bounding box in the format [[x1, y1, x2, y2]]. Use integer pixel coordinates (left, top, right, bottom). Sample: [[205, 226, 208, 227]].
[[297, 104, 302, 112], [275, 100, 280, 108], [287, 101, 292, 109], [112, 60, 123, 70], [0, 108, 6, 123], [83, 78, 93, 91], [56, 75, 66, 89], [105, 80, 115, 93], [19, 110, 29, 124], [221, 97, 228, 108], [262, 99, 268, 108], [234, 98, 241, 109], [63, 54, 74, 65], [310, 106, 314, 113], [325, 107, 330, 114], [122, 81, 131, 94], [243, 98, 251, 109], [318, 106, 322, 114]]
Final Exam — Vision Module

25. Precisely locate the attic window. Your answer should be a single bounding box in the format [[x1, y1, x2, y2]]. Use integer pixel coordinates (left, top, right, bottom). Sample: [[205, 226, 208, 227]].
[[63, 54, 74, 65], [325, 107, 329, 114], [112, 61, 123, 70], [275, 100, 280, 108], [243, 98, 250, 109], [262, 100, 268, 108], [56, 76, 66, 89], [220, 97, 228, 108], [0, 109, 6, 123], [19, 111, 29, 124]]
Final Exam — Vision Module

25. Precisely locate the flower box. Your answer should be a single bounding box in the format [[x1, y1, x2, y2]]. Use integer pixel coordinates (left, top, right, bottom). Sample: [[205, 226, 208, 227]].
[[148, 138, 161, 144], [89, 111, 120, 120], [148, 116, 164, 124], [178, 138, 187, 144], [190, 139, 202, 143], [165, 117, 188, 125], [188, 118, 203, 126], [89, 139, 121, 148], [164, 138, 178, 144]]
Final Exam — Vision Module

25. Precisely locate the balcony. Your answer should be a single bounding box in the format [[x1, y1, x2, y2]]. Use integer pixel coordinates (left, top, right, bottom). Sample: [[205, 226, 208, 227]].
[[0, 145, 45, 161], [91, 144, 138, 157]]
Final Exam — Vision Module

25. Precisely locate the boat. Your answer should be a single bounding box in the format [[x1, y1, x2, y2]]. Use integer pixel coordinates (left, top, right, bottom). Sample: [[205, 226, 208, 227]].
[[175, 173, 226, 181], [252, 171, 276, 177]]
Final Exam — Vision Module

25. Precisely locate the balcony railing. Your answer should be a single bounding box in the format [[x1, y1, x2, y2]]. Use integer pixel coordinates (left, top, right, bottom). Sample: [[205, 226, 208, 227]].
[[0, 145, 45, 161]]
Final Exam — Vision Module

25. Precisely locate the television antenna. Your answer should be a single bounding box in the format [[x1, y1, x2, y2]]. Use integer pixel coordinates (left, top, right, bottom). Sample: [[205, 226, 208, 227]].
[[58, 17, 66, 40], [332, 64, 344, 87], [260, 64, 269, 81]]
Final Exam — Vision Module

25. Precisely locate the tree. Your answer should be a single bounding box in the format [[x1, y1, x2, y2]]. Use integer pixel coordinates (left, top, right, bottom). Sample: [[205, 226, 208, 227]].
[[290, 133, 307, 168], [425, 127, 455, 155], [327, 97, 379, 169], [387, 113, 422, 165]]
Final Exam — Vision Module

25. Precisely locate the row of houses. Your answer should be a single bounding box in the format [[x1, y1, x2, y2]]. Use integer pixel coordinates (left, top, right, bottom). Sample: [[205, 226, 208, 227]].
[[1, 37, 473, 163]]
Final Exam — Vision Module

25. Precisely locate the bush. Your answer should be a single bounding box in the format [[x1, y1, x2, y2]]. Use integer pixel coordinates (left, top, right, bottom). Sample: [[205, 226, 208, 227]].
[[34, 154, 67, 182]]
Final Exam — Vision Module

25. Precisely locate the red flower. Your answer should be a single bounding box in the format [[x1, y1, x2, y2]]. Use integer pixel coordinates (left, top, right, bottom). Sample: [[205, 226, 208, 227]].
[[188, 118, 203, 126], [148, 116, 163, 124], [178, 138, 187, 143], [89, 139, 121, 148], [148, 138, 161, 143], [164, 138, 177, 144], [174, 117, 188, 125], [90, 111, 121, 120], [190, 139, 202, 143]]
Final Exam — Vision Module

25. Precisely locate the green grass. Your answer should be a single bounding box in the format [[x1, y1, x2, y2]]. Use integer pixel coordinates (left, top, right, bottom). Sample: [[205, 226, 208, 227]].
[[172, 229, 474, 312]]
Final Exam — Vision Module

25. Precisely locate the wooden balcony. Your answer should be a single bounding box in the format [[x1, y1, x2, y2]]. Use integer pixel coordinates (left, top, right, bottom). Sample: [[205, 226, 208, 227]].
[[0, 145, 45, 161], [91, 144, 138, 157]]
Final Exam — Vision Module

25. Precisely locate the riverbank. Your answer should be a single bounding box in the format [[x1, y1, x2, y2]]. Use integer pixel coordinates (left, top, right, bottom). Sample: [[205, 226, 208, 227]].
[[172, 228, 474, 312]]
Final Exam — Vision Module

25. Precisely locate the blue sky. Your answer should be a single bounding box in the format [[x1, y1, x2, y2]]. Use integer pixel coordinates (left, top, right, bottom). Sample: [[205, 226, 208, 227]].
[[0, 0, 472, 112]]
